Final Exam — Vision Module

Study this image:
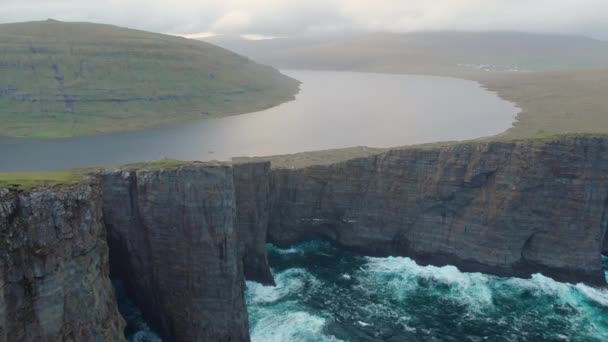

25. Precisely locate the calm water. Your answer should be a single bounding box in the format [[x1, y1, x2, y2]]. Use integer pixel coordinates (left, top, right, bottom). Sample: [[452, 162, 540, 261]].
[[247, 242, 608, 342], [0, 70, 517, 172]]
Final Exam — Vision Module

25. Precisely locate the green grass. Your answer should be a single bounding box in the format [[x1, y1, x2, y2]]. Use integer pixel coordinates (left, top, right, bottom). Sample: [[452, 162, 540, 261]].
[[119, 159, 188, 170], [0, 20, 299, 138], [0, 171, 82, 190], [474, 70, 608, 139]]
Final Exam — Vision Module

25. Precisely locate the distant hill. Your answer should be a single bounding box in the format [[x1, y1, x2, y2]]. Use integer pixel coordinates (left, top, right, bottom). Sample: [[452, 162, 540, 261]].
[[208, 31, 608, 74], [0, 20, 299, 137], [208, 32, 608, 140]]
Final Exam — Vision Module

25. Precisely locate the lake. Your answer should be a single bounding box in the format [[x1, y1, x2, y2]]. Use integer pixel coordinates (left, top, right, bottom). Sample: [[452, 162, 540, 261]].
[[0, 70, 518, 172]]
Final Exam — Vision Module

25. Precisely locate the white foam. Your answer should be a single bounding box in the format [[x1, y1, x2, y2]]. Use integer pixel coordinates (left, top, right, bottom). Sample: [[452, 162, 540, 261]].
[[247, 268, 318, 304], [276, 248, 300, 254], [268, 241, 335, 255], [503, 273, 608, 309], [358, 255, 608, 340], [575, 283, 608, 307], [251, 311, 343, 342], [360, 256, 493, 310]]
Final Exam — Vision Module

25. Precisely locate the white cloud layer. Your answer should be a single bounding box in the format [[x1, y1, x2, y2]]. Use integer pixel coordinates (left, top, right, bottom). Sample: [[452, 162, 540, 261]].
[[1, 0, 607, 39]]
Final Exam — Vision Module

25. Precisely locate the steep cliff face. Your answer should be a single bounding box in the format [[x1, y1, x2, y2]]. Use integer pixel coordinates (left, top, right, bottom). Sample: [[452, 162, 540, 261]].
[[1, 136, 608, 341], [234, 162, 275, 285], [0, 183, 125, 341], [269, 137, 608, 286], [604, 235, 608, 255], [102, 164, 250, 342]]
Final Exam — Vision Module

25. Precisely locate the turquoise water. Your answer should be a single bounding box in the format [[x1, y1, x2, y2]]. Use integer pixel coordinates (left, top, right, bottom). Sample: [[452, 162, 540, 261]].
[[247, 242, 608, 342]]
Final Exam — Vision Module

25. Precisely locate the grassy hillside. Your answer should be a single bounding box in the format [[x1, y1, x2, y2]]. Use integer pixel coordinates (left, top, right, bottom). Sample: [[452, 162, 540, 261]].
[[0, 171, 81, 190], [0, 20, 299, 138], [209, 32, 608, 139], [477, 70, 608, 139]]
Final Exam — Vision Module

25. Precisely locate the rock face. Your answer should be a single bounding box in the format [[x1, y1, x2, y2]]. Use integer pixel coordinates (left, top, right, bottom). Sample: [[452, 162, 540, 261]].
[[269, 137, 608, 286], [2, 136, 608, 342], [101, 164, 250, 342], [234, 162, 275, 285], [0, 183, 125, 341]]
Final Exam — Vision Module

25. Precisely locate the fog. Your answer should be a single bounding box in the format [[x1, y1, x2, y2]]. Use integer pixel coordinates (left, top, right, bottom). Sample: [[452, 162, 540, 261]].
[[1, 0, 608, 40]]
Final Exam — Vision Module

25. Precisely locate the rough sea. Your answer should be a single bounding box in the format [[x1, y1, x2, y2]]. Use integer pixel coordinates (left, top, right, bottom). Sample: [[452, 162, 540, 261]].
[[247, 242, 608, 342], [120, 241, 608, 341]]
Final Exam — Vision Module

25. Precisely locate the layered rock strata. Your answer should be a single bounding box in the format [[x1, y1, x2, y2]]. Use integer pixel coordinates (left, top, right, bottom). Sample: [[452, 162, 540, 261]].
[[0, 182, 125, 341], [101, 164, 250, 342], [1, 136, 608, 342], [268, 137, 608, 286]]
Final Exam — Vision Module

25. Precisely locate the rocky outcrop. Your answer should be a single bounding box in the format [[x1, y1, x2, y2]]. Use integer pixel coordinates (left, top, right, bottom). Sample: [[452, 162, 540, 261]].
[[101, 164, 250, 342], [234, 162, 275, 285], [0, 183, 125, 341], [2, 136, 608, 341], [269, 136, 608, 286]]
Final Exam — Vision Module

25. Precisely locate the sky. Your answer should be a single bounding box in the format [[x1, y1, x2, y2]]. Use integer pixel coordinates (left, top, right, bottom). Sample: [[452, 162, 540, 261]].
[[1, 0, 608, 40]]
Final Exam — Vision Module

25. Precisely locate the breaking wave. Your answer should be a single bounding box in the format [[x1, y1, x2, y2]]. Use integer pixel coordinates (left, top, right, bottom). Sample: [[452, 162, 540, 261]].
[[247, 241, 608, 341]]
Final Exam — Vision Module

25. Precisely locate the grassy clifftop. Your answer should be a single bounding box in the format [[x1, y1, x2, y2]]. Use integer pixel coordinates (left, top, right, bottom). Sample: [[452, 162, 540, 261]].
[[0, 20, 299, 138]]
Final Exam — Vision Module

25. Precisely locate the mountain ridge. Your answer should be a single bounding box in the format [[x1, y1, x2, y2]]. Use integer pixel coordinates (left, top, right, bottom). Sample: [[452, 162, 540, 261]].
[[0, 20, 299, 138]]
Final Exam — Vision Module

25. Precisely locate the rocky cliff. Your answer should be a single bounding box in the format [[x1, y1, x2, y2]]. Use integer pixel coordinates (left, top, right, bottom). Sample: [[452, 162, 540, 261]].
[[268, 136, 608, 286], [1, 136, 608, 342], [234, 163, 275, 286], [102, 164, 250, 342], [0, 182, 125, 341]]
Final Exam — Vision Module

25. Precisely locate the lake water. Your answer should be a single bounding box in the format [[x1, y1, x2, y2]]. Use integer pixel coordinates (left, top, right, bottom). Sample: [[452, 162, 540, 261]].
[[0, 70, 518, 172]]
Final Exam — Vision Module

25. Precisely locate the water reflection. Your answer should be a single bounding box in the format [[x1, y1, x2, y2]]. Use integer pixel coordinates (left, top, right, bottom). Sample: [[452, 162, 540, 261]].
[[0, 70, 517, 171]]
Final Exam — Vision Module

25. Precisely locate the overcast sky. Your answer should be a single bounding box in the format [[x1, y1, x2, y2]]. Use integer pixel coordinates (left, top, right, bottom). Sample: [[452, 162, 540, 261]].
[[2, 0, 608, 39]]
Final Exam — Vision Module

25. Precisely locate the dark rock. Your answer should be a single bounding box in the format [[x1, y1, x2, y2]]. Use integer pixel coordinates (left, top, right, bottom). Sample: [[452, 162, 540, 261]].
[[0, 183, 125, 341], [2, 136, 608, 342], [268, 137, 608, 286], [234, 162, 275, 285], [101, 164, 250, 342]]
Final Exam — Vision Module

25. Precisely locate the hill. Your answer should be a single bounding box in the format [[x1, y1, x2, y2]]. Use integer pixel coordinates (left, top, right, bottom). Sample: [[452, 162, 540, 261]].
[[0, 20, 299, 138], [208, 31, 608, 74]]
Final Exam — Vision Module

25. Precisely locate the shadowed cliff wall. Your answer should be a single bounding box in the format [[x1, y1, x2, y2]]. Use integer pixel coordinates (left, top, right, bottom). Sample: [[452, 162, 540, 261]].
[[2, 136, 607, 342], [102, 165, 250, 342], [268, 137, 608, 286], [0, 183, 125, 341]]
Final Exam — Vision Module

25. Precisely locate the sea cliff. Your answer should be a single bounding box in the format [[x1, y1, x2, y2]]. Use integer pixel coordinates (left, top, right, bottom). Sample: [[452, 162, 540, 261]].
[[268, 136, 608, 286], [0, 181, 124, 341], [102, 164, 250, 342], [0, 136, 607, 341]]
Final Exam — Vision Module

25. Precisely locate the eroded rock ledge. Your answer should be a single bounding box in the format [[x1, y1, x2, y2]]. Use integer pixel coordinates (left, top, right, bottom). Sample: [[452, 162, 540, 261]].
[[1, 136, 608, 341]]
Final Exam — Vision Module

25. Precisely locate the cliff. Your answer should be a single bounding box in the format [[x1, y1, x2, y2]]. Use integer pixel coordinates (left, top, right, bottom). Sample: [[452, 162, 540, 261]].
[[0, 182, 124, 341], [268, 136, 608, 286], [1, 136, 608, 341], [102, 164, 250, 342]]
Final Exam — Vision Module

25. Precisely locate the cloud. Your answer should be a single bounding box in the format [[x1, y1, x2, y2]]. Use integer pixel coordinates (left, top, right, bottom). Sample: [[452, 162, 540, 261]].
[[1, 0, 607, 39]]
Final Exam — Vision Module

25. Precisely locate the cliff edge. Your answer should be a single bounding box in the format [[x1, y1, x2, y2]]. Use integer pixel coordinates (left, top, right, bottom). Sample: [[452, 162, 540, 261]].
[[1, 136, 607, 341], [268, 136, 608, 286]]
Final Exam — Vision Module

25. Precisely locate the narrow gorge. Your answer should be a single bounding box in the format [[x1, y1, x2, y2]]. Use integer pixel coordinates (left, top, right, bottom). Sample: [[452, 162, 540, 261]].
[[1, 135, 608, 341]]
